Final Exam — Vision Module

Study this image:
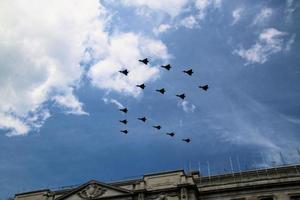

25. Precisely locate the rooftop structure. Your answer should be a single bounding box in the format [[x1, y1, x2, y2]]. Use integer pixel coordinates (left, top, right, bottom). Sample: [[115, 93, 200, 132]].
[[14, 164, 300, 200]]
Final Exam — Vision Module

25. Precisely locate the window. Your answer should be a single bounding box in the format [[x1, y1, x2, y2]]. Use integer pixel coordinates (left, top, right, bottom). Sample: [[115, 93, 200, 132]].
[[259, 197, 273, 200], [290, 195, 300, 200]]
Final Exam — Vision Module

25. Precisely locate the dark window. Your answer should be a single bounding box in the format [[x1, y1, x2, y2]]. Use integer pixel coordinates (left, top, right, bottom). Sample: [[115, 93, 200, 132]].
[[259, 197, 273, 200], [290, 195, 300, 200]]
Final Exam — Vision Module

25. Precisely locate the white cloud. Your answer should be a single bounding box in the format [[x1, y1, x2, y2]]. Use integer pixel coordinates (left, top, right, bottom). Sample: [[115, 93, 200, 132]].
[[231, 8, 243, 25], [195, 0, 222, 20], [118, 0, 189, 17], [117, 0, 222, 34], [134, 6, 155, 18], [285, 34, 296, 51], [102, 98, 124, 109], [205, 90, 282, 151], [285, 0, 295, 23], [259, 28, 285, 43], [0, 0, 172, 136], [280, 113, 300, 125], [252, 8, 273, 25], [0, 0, 105, 135], [180, 15, 198, 29], [168, 0, 221, 30], [199, 88, 300, 165], [87, 32, 170, 97], [0, 106, 51, 136], [233, 28, 288, 65], [153, 24, 172, 35], [153, 15, 199, 35], [179, 101, 196, 113], [53, 89, 88, 115], [0, 114, 30, 136]]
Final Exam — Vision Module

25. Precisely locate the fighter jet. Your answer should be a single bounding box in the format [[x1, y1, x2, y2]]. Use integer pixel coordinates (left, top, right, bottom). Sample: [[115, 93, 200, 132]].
[[119, 108, 128, 113], [136, 83, 146, 90], [182, 138, 191, 143], [139, 58, 149, 65], [176, 93, 186, 100], [166, 132, 175, 137], [183, 69, 193, 76], [119, 119, 127, 124], [119, 69, 129, 76], [120, 130, 128, 134], [156, 88, 166, 94], [153, 125, 161, 130], [199, 85, 209, 91], [138, 117, 147, 122], [161, 64, 171, 71]]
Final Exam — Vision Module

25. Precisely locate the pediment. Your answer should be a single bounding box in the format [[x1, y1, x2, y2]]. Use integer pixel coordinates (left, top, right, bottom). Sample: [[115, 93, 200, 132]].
[[56, 180, 132, 200]]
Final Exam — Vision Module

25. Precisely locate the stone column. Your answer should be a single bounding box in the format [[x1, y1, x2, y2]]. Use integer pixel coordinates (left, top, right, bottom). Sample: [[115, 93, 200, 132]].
[[180, 188, 188, 200], [138, 193, 145, 200], [276, 194, 290, 200]]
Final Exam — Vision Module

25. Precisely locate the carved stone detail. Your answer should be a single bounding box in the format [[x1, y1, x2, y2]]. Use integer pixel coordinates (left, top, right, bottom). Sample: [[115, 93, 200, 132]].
[[77, 184, 107, 199], [148, 193, 172, 200]]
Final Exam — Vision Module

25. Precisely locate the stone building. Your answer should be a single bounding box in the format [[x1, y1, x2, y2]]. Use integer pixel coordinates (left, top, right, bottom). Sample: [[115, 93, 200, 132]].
[[14, 164, 300, 200]]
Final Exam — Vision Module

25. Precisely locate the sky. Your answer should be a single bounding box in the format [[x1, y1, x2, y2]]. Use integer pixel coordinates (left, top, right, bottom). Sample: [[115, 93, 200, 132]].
[[0, 0, 300, 198]]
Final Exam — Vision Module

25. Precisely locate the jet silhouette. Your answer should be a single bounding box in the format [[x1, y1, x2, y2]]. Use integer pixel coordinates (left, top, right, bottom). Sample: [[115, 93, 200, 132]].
[[183, 69, 193, 76], [119, 69, 129, 76], [138, 117, 147, 122], [161, 64, 171, 71], [136, 83, 145, 90], [120, 130, 128, 134], [139, 58, 149, 65], [156, 88, 166, 94], [119, 119, 127, 124], [176, 93, 186, 100], [166, 132, 175, 137], [182, 138, 191, 143], [199, 85, 209, 91], [153, 125, 161, 130], [119, 108, 128, 113]]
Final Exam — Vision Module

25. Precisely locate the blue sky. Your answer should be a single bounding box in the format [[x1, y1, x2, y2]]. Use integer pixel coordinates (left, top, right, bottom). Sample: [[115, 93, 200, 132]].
[[0, 0, 300, 198]]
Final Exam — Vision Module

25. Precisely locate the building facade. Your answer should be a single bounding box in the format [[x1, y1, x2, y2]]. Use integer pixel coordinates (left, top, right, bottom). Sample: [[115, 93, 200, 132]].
[[14, 165, 300, 200]]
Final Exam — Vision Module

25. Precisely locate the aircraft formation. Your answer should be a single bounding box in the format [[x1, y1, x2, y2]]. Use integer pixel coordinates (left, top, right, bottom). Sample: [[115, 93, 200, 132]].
[[118, 58, 209, 144]]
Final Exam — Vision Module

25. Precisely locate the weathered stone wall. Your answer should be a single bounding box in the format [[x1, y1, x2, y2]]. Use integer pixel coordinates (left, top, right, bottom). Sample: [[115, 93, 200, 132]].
[[13, 165, 300, 200], [14, 190, 50, 200], [196, 165, 300, 200]]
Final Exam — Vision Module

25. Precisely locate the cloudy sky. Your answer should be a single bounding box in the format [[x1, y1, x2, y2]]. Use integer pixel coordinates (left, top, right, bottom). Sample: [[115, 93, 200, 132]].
[[1, 0, 300, 198]]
